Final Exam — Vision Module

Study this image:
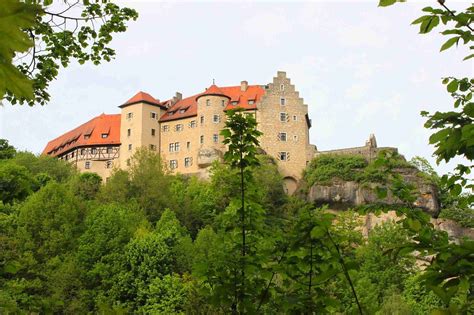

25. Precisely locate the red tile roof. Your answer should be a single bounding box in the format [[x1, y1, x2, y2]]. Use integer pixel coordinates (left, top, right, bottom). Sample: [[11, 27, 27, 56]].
[[42, 114, 121, 157], [159, 84, 265, 122], [120, 91, 163, 108]]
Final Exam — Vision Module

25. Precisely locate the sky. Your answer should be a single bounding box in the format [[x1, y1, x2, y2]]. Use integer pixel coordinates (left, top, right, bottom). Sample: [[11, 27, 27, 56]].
[[0, 0, 472, 175]]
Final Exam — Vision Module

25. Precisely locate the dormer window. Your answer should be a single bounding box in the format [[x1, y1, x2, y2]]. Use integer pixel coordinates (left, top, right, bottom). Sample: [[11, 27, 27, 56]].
[[231, 101, 238, 105], [84, 135, 90, 140], [248, 100, 255, 105], [168, 111, 174, 116], [179, 109, 186, 114], [101, 133, 108, 138]]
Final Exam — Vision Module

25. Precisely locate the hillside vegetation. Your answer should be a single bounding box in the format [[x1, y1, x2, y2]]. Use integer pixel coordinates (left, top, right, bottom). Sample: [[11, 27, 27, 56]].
[[0, 139, 472, 314]]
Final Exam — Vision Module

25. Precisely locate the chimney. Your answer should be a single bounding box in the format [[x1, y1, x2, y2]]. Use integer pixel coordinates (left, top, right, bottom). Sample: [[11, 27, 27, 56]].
[[240, 80, 248, 92], [171, 92, 182, 105]]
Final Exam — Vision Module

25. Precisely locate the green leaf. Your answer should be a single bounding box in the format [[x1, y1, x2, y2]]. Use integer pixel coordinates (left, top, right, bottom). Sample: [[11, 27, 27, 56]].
[[463, 53, 474, 61], [447, 80, 459, 93], [378, 0, 397, 7], [440, 37, 458, 52]]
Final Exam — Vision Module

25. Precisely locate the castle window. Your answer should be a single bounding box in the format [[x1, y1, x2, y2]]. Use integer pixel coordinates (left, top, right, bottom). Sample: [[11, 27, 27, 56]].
[[107, 147, 113, 154], [150, 112, 157, 119], [184, 157, 193, 168], [221, 100, 226, 107], [80, 149, 85, 155], [127, 112, 133, 119], [71, 152, 75, 158], [105, 161, 112, 169], [200, 116, 204, 124], [175, 124, 184, 132], [101, 133, 108, 138], [280, 84, 284, 91], [151, 128, 156, 136], [91, 148, 97, 154], [127, 129, 131, 137], [293, 135, 298, 141], [280, 112, 288, 122], [149, 144, 157, 151], [206, 99, 210, 106], [128, 144, 132, 151], [187, 141, 191, 150], [200, 135, 204, 144], [293, 115, 297, 121], [278, 152, 289, 161], [213, 134, 218, 143], [163, 125, 169, 132], [278, 132, 287, 142], [170, 160, 178, 170], [213, 115, 220, 123], [189, 120, 196, 128], [169, 142, 179, 152], [280, 98, 286, 106], [85, 161, 91, 169]]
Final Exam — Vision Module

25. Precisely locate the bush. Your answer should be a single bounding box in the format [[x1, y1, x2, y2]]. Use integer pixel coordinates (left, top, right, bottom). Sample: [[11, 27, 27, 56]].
[[304, 154, 367, 186]]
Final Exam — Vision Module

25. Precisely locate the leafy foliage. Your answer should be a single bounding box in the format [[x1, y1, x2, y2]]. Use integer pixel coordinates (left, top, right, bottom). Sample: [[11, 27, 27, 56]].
[[2, 0, 138, 106]]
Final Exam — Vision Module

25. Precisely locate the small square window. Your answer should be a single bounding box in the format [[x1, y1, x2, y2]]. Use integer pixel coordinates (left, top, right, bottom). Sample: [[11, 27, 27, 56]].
[[127, 129, 131, 137], [169, 143, 174, 152], [80, 149, 85, 155], [151, 128, 156, 136], [213, 134, 218, 143], [221, 100, 226, 107], [128, 144, 132, 151], [162, 125, 169, 132], [213, 115, 220, 123], [280, 84, 284, 91], [174, 142, 180, 152], [107, 147, 113, 154], [175, 124, 183, 132], [91, 148, 97, 154], [184, 157, 193, 168], [187, 141, 191, 150], [293, 135, 298, 141], [127, 112, 133, 119], [189, 120, 196, 128], [150, 112, 157, 119], [170, 160, 178, 170], [85, 161, 91, 169], [293, 115, 297, 121], [278, 152, 288, 161], [278, 132, 287, 142], [149, 144, 157, 151], [200, 116, 204, 124], [280, 112, 288, 122], [200, 135, 204, 144], [206, 99, 210, 106], [280, 98, 286, 106], [105, 160, 112, 169]]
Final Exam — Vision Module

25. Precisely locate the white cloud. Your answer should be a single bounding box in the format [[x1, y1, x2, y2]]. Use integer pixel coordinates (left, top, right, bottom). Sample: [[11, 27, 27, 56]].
[[345, 82, 369, 100], [355, 94, 402, 123]]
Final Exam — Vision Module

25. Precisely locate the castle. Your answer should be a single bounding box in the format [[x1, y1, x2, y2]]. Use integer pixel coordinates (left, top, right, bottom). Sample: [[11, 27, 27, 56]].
[[43, 71, 316, 194]]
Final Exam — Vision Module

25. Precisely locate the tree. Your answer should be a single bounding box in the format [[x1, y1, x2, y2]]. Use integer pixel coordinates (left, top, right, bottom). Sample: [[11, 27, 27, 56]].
[[0, 139, 16, 160], [220, 108, 263, 313], [1, 0, 138, 106]]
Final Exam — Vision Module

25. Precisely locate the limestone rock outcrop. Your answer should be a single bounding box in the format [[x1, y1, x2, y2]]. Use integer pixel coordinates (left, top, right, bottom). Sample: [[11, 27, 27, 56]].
[[307, 168, 440, 216]]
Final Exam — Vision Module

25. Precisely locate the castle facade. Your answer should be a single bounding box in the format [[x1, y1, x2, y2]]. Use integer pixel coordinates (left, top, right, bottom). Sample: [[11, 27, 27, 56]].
[[42, 71, 315, 194]]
